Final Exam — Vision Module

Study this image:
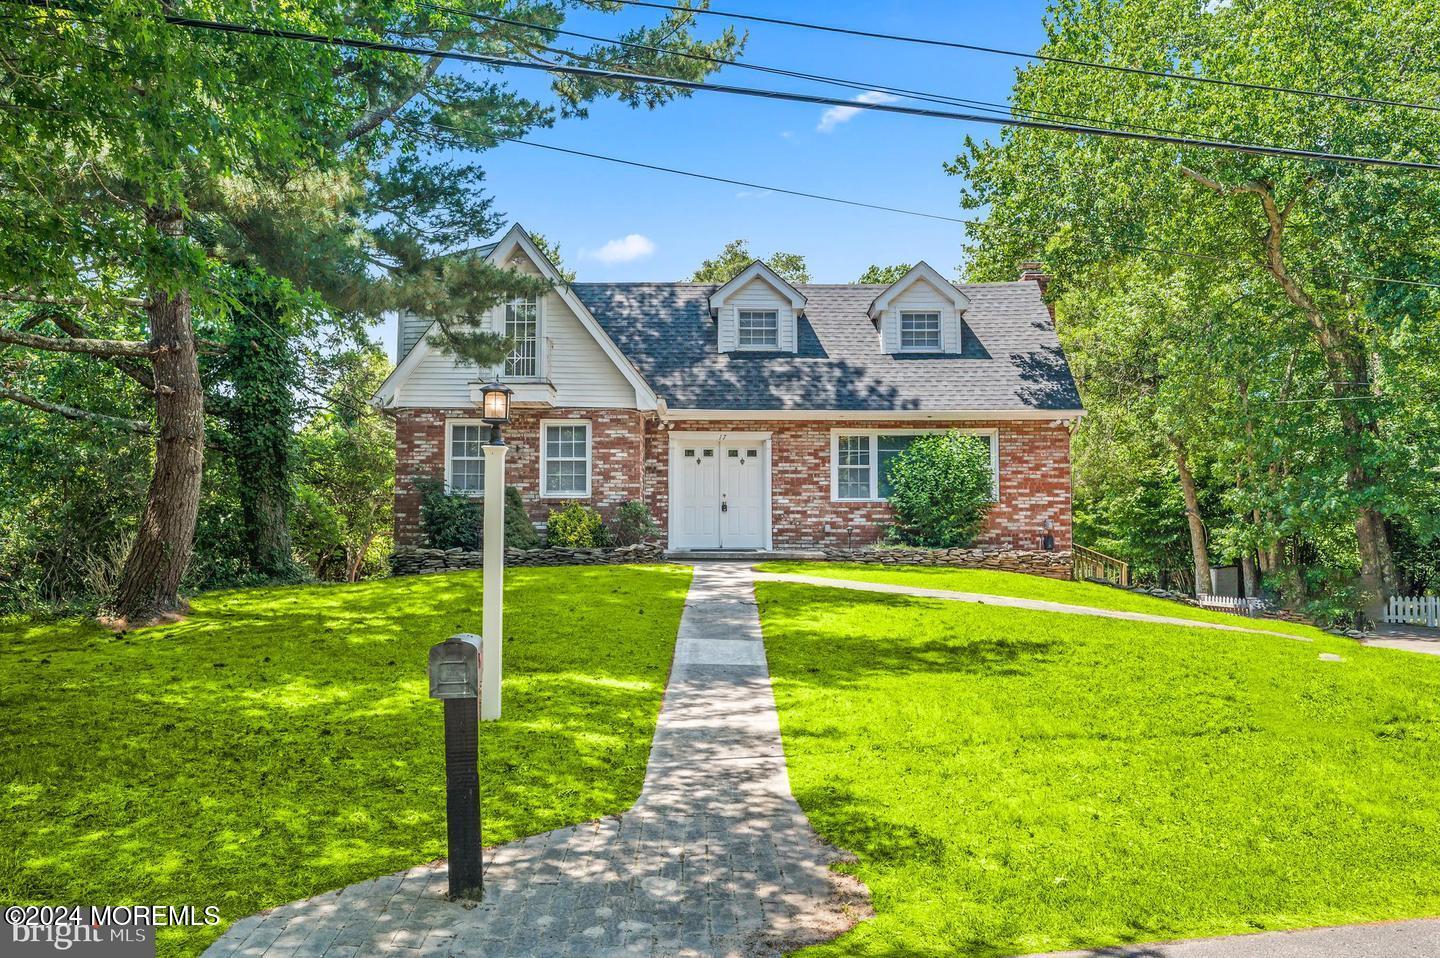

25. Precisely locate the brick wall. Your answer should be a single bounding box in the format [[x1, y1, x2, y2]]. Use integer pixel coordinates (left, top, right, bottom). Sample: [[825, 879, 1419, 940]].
[[393, 407, 648, 545], [649, 417, 1072, 550], [395, 408, 1072, 551]]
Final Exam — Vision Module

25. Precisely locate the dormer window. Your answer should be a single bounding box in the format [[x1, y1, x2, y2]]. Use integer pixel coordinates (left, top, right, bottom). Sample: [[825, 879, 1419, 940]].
[[737, 309, 779, 349], [504, 294, 539, 377], [899, 311, 941, 351]]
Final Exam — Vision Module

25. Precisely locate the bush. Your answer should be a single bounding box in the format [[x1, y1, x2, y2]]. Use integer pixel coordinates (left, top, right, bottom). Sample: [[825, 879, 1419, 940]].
[[610, 500, 659, 546], [547, 501, 611, 548], [885, 431, 994, 548], [417, 481, 540, 550]]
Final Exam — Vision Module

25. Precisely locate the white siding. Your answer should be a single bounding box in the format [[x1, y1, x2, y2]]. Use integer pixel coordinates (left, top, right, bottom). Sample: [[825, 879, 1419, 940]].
[[718, 277, 796, 354], [394, 251, 637, 408], [397, 309, 428, 359], [884, 278, 962, 354]]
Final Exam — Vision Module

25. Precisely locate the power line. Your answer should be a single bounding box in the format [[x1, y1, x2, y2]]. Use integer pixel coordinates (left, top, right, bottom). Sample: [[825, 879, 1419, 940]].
[[606, 0, 1440, 116], [416, 0, 1206, 142], [132, 9, 1440, 172]]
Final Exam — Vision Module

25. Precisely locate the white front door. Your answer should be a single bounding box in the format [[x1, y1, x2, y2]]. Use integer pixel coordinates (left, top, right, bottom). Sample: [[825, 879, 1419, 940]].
[[719, 443, 765, 549], [671, 437, 768, 550]]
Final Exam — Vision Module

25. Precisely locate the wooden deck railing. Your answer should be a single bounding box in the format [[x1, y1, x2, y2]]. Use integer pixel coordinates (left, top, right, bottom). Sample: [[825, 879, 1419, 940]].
[[1072, 545, 1131, 588]]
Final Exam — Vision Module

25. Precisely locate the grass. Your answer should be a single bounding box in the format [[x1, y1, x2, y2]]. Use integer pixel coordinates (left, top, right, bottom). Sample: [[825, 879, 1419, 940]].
[[756, 560, 1325, 639], [757, 581, 1440, 957], [0, 564, 691, 956]]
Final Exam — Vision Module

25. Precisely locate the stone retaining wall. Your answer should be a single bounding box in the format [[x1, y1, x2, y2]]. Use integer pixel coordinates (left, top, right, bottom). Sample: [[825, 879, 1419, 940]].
[[820, 546, 1073, 580], [391, 542, 665, 576]]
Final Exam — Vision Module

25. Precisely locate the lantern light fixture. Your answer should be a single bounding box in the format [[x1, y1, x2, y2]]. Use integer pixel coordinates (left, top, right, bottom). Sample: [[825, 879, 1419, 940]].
[[478, 379, 512, 444]]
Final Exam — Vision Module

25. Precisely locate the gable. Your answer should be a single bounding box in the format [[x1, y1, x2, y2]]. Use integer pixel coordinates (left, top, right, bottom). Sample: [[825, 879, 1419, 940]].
[[373, 225, 657, 410]]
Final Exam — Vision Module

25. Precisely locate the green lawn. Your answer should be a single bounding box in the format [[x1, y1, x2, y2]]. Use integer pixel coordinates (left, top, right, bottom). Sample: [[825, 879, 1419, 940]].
[[756, 560, 1325, 639], [0, 565, 690, 956], [757, 581, 1440, 957]]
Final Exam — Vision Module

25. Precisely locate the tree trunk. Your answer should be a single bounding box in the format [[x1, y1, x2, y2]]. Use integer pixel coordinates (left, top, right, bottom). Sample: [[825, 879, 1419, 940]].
[[1172, 438, 1212, 596], [108, 213, 204, 623], [1240, 552, 1259, 598]]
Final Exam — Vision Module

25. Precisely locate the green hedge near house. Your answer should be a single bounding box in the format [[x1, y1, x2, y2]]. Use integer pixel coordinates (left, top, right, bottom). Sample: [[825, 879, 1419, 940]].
[[416, 481, 539, 550]]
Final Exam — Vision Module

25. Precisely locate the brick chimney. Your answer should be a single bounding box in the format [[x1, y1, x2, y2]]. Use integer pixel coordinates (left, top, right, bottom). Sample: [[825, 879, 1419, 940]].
[[1017, 261, 1054, 323]]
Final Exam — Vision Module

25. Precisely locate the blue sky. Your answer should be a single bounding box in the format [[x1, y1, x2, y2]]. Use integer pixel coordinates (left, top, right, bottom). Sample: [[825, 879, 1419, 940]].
[[378, 0, 1052, 358]]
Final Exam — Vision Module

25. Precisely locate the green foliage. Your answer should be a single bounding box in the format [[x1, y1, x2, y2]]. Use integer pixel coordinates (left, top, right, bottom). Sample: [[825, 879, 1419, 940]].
[[610, 500, 660, 546], [293, 348, 396, 580], [417, 480, 482, 551], [884, 432, 994, 548], [952, 0, 1440, 607], [689, 239, 810, 284], [546, 501, 611, 548], [0, 564, 692, 956], [417, 483, 539, 551], [502, 487, 542, 549], [855, 263, 912, 284], [529, 232, 577, 283], [758, 580, 1440, 956]]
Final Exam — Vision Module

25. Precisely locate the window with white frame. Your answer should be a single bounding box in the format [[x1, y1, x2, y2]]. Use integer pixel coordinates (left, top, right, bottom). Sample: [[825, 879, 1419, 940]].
[[833, 430, 997, 500], [448, 423, 485, 494], [737, 309, 779, 348], [899, 311, 941, 351], [541, 421, 591, 496], [504, 294, 539, 377]]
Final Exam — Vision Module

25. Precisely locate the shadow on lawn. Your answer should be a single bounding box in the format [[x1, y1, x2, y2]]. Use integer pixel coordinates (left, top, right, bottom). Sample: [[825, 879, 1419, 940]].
[[762, 588, 1060, 688], [0, 565, 691, 956]]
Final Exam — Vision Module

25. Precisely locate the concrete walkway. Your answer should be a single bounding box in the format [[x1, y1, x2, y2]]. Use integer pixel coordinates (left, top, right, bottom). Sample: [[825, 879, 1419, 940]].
[[203, 563, 867, 958], [1022, 918, 1440, 957], [752, 571, 1305, 639]]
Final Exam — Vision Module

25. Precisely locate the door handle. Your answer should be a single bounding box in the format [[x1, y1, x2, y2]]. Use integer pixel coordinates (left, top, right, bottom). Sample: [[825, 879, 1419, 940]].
[[721, 501, 728, 513]]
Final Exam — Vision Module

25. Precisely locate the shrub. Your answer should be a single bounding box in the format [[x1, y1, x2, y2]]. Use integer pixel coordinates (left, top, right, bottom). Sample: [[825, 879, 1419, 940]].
[[417, 481, 540, 550], [547, 501, 611, 548], [609, 500, 659, 546], [885, 431, 994, 548]]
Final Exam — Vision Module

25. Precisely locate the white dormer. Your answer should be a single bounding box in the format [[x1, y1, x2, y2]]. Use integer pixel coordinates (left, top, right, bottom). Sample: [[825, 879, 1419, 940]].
[[708, 261, 807, 354], [868, 262, 970, 355]]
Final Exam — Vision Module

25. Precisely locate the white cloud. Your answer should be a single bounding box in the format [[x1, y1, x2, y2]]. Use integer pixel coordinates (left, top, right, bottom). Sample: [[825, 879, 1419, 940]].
[[584, 233, 656, 264], [817, 90, 898, 133]]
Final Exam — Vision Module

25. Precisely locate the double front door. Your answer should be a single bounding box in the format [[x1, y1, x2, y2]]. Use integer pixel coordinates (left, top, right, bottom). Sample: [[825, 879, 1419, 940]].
[[672, 437, 768, 550]]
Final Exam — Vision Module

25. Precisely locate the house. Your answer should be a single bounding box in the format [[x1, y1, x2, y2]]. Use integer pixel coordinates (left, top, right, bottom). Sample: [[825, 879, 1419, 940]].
[[373, 225, 1084, 556]]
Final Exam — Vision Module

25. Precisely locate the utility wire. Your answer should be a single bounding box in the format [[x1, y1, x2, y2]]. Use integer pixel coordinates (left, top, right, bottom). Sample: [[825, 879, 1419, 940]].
[[606, 0, 1440, 115], [112, 8, 1440, 172], [416, 0, 1206, 142]]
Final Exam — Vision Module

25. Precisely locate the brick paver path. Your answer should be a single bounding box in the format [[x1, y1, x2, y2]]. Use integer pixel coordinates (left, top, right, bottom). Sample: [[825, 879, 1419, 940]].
[[203, 563, 868, 958]]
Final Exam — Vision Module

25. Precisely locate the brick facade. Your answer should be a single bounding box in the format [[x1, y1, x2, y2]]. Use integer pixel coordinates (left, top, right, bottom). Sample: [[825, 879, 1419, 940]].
[[394, 407, 1072, 551]]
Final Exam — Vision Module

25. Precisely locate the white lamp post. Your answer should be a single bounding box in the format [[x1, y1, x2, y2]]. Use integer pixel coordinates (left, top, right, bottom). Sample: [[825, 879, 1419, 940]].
[[478, 379, 512, 721]]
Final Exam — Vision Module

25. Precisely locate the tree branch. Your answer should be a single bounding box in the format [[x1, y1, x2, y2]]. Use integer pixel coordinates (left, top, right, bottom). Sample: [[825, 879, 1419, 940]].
[[342, 42, 451, 143], [0, 292, 146, 308], [49, 314, 156, 391], [0, 385, 152, 434], [0, 327, 159, 357]]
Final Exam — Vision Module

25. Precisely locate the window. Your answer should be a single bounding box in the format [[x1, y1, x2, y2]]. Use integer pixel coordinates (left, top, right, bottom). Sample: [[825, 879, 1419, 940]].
[[836, 435, 872, 500], [834, 430, 997, 501], [899, 311, 941, 351], [737, 309, 779, 348], [504, 295, 539, 377], [541, 421, 590, 497], [448, 423, 485, 495]]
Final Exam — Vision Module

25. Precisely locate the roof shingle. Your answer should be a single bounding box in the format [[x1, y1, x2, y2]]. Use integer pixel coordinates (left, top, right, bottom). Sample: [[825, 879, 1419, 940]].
[[571, 281, 1082, 413]]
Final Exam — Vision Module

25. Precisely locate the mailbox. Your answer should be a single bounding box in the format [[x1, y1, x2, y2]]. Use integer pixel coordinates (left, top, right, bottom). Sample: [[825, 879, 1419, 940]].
[[429, 634, 482, 700]]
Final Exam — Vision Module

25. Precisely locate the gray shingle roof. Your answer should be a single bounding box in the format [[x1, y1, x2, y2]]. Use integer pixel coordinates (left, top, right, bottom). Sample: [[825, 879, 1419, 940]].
[[571, 281, 1082, 413]]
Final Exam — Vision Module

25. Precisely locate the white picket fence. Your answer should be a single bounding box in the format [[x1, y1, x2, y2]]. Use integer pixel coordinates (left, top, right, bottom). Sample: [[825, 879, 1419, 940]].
[[1195, 594, 1268, 617], [1384, 595, 1440, 628]]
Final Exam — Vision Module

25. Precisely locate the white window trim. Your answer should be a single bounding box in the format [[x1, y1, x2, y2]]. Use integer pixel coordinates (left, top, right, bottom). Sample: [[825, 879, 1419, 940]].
[[540, 419, 592, 498], [829, 427, 1000, 503], [735, 308, 780, 350], [898, 310, 942, 353], [445, 418, 488, 498], [502, 293, 544, 381]]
